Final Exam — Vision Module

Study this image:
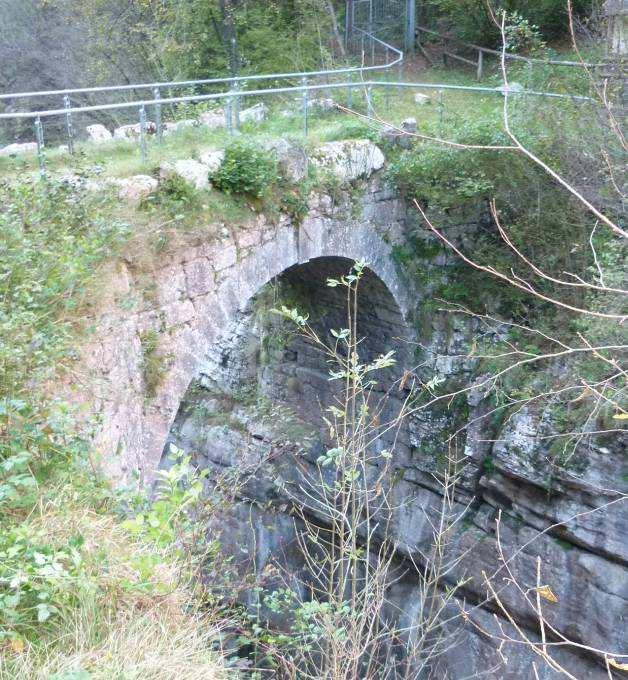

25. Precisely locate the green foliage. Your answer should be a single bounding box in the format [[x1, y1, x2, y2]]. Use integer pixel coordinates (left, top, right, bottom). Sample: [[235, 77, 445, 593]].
[[0, 177, 129, 393], [212, 140, 278, 199], [146, 172, 202, 219], [0, 525, 86, 637], [140, 329, 171, 399], [426, 0, 593, 47], [121, 445, 210, 550]]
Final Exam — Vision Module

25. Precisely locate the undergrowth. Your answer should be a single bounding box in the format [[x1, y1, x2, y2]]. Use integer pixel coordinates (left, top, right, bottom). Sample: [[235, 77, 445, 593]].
[[0, 177, 228, 678]]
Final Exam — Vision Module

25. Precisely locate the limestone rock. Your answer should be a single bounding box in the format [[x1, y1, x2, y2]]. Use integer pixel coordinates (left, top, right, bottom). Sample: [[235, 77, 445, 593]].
[[162, 119, 198, 136], [86, 124, 113, 144], [0, 142, 38, 157], [414, 92, 431, 105], [497, 81, 524, 95], [380, 117, 417, 149], [262, 138, 308, 183], [113, 174, 158, 202], [198, 109, 227, 130], [113, 121, 156, 140], [239, 103, 268, 124], [160, 159, 209, 190], [311, 139, 385, 183], [199, 149, 225, 174]]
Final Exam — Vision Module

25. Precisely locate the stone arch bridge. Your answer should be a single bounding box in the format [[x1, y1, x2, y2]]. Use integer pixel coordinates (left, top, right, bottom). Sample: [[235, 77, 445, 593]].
[[85, 176, 410, 483], [75, 166, 624, 680]]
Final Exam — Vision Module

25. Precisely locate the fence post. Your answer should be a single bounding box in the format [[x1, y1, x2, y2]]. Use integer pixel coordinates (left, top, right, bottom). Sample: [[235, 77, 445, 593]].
[[153, 86, 162, 141], [476, 49, 484, 81], [63, 95, 75, 155], [35, 116, 45, 174], [438, 90, 444, 131], [225, 94, 233, 137], [347, 72, 353, 110], [405, 0, 416, 55], [139, 105, 147, 163], [385, 47, 390, 111], [232, 79, 240, 131], [301, 76, 309, 138], [366, 85, 374, 118], [398, 58, 403, 96]]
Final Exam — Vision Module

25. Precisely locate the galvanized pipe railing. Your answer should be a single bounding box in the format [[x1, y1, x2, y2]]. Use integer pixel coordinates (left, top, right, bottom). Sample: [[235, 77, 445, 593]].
[[0, 27, 402, 170], [0, 29, 595, 174]]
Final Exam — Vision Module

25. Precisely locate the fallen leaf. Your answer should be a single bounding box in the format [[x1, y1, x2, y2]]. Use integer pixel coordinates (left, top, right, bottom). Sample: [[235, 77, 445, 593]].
[[608, 658, 628, 671], [612, 413, 628, 420]]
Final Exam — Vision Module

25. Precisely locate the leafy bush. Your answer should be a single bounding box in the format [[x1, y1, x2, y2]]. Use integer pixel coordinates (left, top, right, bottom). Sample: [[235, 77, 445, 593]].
[[211, 140, 278, 199], [427, 0, 593, 47], [0, 177, 129, 393]]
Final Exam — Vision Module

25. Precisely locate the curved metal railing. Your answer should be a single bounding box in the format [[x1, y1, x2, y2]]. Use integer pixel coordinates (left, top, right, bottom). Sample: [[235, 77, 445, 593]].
[[0, 27, 595, 172]]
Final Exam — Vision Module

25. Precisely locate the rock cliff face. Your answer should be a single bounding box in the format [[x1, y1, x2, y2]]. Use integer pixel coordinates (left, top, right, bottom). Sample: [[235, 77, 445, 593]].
[[78, 155, 625, 677]]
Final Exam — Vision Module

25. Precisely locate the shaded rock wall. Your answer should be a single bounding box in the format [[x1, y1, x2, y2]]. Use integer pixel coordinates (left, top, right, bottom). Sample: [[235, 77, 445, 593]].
[[76, 170, 626, 678]]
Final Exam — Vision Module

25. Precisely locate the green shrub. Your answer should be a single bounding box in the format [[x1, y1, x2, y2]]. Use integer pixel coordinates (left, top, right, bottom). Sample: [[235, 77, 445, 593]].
[[427, 0, 593, 47], [211, 140, 278, 199]]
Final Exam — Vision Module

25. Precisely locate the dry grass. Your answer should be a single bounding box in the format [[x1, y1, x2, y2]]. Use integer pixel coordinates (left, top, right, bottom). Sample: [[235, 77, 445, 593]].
[[0, 492, 230, 680]]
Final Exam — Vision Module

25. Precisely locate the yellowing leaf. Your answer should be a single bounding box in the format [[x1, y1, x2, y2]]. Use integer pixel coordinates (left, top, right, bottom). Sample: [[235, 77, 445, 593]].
[[10, 637, 25, 653], [608, 658, 628, 670], [536, 585, 558, 603], [612, 413, 628, 420]]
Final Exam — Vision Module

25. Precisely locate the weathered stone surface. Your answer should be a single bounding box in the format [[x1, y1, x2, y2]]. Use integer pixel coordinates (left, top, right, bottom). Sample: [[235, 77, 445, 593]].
[[198, 109, 227, 129], [112, 174, 158, 202], [414, 92, 431, 104], [311, 139, 385, 182], [86, 124, 113, 144], [162, 119, 198, 136], [0, 142, 38, 156], [68, 157, 625, 679], [159, 159, 209, 190], [113, 121, 156, 140], [199, 149, 225, 174], [262, 138, 308, 182], [497, 82, 525, 95], [239, 102, 268, 124]]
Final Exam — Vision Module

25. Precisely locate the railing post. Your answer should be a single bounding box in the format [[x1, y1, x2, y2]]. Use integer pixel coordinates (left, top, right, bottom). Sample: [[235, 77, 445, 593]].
[[35, 116, 45, 174], [63, 95, 75, 154], [301, 76, 309, 138], [476, 49, 484, 81], [347, 73, 353, 110], [398, 59, 403, 96], [366, 85, 374, 118], [153, 86, 162, 141], [232, 79, 240, 130], [438, 90, 444, 131], [139, 105, 147, 163], [225, 86, 234, 137], [385, 47, 390, 111]]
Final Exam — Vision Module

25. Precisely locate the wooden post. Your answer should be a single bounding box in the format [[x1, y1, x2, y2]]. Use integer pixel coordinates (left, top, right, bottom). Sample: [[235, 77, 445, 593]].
[[476, 49, 484, 81]]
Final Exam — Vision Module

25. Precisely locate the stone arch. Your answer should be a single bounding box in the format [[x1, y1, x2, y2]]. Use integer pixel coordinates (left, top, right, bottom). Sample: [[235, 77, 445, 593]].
[[91, 207, 412, 484]]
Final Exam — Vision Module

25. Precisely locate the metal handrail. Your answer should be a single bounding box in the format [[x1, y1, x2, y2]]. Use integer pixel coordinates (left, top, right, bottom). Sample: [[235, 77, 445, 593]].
[[416, 25, 611, 71], [0, 79, 593, 121], [0, 34, 402, 103], [0, 26, 595, 173]]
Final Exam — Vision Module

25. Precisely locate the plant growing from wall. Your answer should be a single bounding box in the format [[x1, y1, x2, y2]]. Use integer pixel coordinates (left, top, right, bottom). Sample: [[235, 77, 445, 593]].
[[260, 261, 472, 678], [211, 139, 278, 199]]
